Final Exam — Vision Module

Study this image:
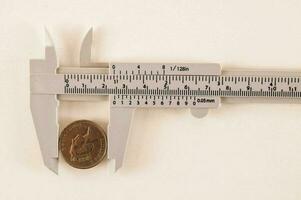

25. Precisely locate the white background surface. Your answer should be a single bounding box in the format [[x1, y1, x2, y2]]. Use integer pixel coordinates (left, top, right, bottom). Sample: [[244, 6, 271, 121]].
[[1, 0, 301, 199]]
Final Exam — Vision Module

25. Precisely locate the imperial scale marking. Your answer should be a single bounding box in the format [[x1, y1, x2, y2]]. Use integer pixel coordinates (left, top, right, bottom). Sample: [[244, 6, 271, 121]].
[[63, 73, 301, 98], [30, 28, 301, 174]]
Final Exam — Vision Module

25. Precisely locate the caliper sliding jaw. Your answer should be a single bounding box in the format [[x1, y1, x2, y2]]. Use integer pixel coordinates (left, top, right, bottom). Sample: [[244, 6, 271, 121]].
[[30, 28, 221, 174]]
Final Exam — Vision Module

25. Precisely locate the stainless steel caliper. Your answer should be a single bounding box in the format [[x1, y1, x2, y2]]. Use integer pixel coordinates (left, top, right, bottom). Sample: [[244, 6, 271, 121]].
[[30, 28, 301, 174]]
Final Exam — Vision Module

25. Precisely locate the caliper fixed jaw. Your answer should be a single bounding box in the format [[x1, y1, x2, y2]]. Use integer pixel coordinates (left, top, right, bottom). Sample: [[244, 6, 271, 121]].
[[30, 29, 59, 174]]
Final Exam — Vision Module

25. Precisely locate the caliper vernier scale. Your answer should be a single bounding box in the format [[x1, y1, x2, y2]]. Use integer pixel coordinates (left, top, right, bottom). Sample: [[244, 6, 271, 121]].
[[31, 28, 301, 174]]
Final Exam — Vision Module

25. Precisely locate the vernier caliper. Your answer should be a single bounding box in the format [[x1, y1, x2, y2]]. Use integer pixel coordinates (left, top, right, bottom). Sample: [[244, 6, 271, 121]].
[[30, 28, 301, 174]]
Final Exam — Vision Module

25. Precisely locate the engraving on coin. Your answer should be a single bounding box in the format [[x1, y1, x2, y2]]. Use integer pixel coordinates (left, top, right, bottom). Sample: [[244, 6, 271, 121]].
[[59, 120, 107, 169]]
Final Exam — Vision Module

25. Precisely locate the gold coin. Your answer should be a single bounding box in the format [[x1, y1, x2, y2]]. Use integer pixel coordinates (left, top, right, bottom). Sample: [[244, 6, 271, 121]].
[[59, 120, 107, 169]]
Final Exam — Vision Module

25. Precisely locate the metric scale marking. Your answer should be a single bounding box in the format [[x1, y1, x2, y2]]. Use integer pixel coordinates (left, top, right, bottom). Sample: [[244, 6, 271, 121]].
[[60, 73, 301, 108], [63, 73, 301, 98], [30, 28, 301, 174]]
